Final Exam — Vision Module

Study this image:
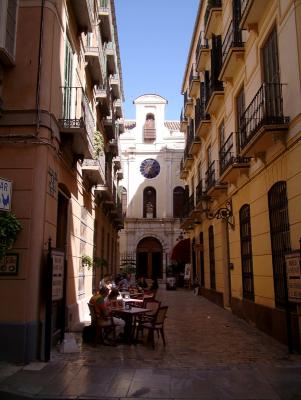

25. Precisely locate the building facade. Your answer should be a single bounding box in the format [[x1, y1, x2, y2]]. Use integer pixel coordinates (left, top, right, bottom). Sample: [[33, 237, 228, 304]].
[[0, 0, 124, 362], [180, 0, 301, 350], [119, 94, 185, 281]]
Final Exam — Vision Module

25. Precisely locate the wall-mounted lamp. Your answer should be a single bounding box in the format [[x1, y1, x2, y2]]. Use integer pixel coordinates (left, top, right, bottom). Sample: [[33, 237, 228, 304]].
[[199, 195, 235, 229]]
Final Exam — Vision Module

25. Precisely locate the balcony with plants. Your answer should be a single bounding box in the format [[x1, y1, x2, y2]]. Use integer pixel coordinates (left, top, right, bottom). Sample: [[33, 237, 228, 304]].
[[239, 0, 272, 31], [204, 0, 222, 39], [196, 31, 210, 72], [195, 85, 211, 139], [188, 64, 200, 99], [238, 83, 289, 157], [219, 2, 245, 82], [82, 130, 106, 186], [219, 132, 251, 184], [58, 86, 95, 159]]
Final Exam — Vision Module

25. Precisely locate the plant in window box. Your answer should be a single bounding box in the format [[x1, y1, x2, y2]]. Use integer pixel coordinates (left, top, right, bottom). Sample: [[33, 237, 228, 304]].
[[93, 130, 105, 159], [81, 255, 93, 270], [0, 212, 22, 261]]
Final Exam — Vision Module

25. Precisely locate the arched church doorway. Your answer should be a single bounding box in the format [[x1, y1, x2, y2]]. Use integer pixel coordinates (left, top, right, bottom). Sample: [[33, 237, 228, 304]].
[[136, 237, 163, 279]]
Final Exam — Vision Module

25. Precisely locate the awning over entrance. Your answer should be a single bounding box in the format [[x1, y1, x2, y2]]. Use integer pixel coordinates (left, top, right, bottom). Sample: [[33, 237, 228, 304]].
[[170, 238, 191, 263]]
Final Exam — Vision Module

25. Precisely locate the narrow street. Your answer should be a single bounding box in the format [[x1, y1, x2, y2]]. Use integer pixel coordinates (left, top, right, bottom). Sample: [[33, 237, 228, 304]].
[[0, 288, 300, 399]]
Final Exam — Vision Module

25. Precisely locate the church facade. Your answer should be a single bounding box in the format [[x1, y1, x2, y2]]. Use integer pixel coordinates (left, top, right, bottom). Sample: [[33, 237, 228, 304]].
[[119, 94, 185, 281]]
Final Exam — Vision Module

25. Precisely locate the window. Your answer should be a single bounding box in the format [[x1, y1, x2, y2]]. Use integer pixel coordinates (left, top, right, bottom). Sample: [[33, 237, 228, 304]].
[[268, 181, 291, 308], [173, 186, 185, 218], [208, 225, 216, 290], [143, 113, 156, 140], [0, 0, 18, 62], [143, 187, 156, 218], [262, 27, 279, 84], [239, 204, 254, 301], [236, 86, 245, 151], [219, 121, 225, 149], [78, 259, 85, 296]]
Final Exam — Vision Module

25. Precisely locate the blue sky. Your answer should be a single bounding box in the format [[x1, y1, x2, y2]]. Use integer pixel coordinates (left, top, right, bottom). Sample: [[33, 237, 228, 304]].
[[114, 0, 200, 121]]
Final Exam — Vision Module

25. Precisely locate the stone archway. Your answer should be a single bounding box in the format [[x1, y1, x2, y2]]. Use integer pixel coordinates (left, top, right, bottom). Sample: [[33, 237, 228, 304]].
[[136, 237, 163, 279]]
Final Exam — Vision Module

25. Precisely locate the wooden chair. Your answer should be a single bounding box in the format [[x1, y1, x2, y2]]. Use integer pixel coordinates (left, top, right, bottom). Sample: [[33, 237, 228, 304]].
[[87, 303, 116, 346], [136, 305, 168, 349]]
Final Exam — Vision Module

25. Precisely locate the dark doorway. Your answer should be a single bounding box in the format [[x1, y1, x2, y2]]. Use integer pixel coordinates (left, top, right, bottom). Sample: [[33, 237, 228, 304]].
[[136, 237, 163, 279], [52, 188, 69, 343], [199, 232, 205, 287]]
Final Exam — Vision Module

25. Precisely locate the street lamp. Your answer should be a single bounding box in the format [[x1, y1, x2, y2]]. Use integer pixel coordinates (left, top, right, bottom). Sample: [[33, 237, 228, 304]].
[[199, 195, 235, 228]]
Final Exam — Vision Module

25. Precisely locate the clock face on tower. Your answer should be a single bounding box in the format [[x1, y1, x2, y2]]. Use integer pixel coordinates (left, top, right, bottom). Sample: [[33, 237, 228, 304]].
[[140, 158, 160, 179]]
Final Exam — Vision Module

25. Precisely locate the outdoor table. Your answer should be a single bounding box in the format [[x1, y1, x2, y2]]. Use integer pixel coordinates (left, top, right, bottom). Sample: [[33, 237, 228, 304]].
[[111, 306, 149, 343]]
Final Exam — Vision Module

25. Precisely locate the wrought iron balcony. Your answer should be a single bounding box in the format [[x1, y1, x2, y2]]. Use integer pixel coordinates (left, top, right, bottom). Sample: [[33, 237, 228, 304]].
[[195, 92, 211, 139], [219, 132, 251, 184], [98, 0, 112, 42], [109, 73, 121, 100], [188, 192, 195, 215], [183, 91, 193, 117], [205, 160, 227, 196], [239, 0, 272, 30], [95, 83, 111, 117], [205, 74, 224, 115], [187, 119, 201, 156], [82, 155, 106, 186], [196, 31, 209, 71], [188, 64, 200, 99], [196, 180, 206, 205], [58, 86, 95, 158], [239, 83, 289, 156], [71, 0, 93, 33], [104, 42, 117, 74], [183, 145, 194, 170], [180, 109, 188, 132], [84, 46, 104, 85], [222, 20, 244, 63], [114, 99, 123, 119], [204, 0, 222, 39], [180, 158, 189, 179]]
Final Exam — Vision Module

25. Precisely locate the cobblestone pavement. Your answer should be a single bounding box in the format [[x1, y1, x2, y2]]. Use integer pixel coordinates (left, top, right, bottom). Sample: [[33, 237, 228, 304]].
[[0, 288, 301, 399]]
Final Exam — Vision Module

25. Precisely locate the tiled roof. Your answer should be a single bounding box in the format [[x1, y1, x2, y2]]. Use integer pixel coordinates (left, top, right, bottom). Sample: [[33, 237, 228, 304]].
[[165, 121, 180, 131], [124, 120, 136, 130]]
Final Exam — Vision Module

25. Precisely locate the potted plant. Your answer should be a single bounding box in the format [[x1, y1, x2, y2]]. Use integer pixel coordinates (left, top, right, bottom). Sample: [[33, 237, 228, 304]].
[[93, 130, 105, 159], [0, 212, 22, 261], [81, 255, 93, 270]]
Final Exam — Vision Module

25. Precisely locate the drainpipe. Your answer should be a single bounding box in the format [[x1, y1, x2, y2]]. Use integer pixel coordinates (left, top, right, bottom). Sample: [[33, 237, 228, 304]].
[[36, 0, 46, 132]]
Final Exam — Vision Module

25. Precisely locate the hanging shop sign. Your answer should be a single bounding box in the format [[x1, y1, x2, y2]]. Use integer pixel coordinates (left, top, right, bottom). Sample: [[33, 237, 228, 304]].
[[285, 251, 301, 303], [0, 177, 12, 211], [52, 250, 65, 301]]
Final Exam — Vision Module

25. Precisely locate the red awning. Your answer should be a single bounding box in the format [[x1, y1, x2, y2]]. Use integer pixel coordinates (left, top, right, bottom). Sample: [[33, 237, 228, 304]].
[[170, 238, 191, 263]]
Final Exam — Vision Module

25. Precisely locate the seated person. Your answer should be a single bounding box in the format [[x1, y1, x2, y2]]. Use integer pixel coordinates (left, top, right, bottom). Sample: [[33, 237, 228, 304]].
[[91, 286, 125, 339], [150, 277, 159, 291], [118, 273, 130, 291], [99, 274, 113, 292]]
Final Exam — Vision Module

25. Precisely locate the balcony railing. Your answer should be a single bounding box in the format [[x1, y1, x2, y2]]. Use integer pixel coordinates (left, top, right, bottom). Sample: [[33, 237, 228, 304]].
[[195, 94, 210, 131], [205, 161, 216, 191], [188, 192, 195, 215], [196, 31, 209, 64], [205, 75, 224, 107], [204, 0, 222, 27], [189, 63, 199, 88], [222, 20, 244, 62], [239, 83, 289, 151], [220, 133, 234, 175], [196, 180, 206, 204], [59, 86, 94, 143], [187, 120, 195, 150]]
